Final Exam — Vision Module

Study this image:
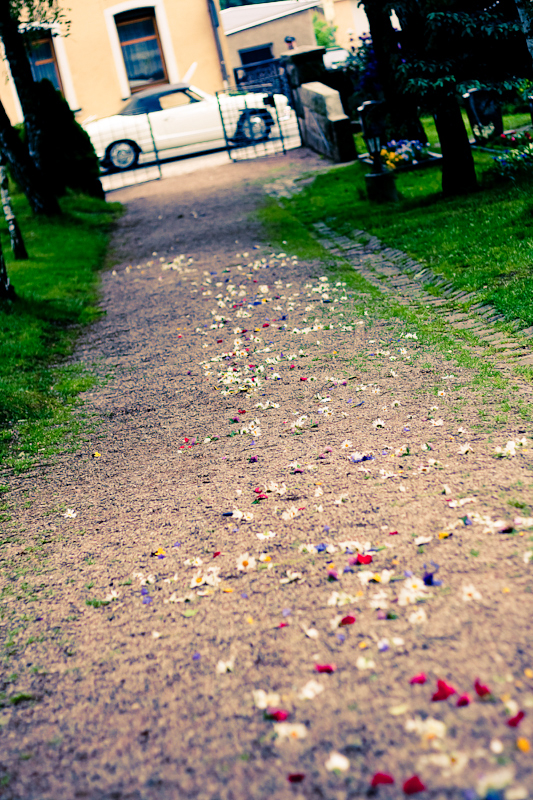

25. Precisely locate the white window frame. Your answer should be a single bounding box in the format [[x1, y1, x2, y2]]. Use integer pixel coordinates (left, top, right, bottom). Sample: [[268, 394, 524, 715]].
[[104, 0, 179, 100]]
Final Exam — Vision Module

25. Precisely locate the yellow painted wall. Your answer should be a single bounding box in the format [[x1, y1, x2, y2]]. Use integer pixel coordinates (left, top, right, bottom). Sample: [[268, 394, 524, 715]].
[[0, 0, 233, 124], [225, 9, 318, 70], [332, 0, 369, 50]]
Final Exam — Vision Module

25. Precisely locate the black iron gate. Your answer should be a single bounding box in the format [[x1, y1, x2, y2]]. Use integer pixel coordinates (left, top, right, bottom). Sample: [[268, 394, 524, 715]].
[[216, 79, 300, 161], [234, 59, 292, 99]]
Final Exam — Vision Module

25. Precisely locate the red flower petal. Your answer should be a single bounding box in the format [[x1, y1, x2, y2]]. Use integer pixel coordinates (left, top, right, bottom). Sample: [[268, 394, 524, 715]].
[[265, 708, 289, 721], [357, 553, 373, 565], [456, 693, 471, 707], [508, 710, 525, 727], [403, 775, 426, 794], [278, 621, 289, 628], [300, 377, 307, 381], [213, 551, 221, 558], [315, 663, 336, 674], [474, 678, 491, 698], [409, 673, 427, 685], [339, 615, 356, 626], [431, 679, 456, 701], [371, 772, 395, 786], [389, 530, 399, 535], [287, 773, 305, 783]]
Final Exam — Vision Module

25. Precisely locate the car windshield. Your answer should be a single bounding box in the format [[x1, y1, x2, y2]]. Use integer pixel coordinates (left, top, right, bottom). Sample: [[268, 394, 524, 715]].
[[119, 88, 204, 116]]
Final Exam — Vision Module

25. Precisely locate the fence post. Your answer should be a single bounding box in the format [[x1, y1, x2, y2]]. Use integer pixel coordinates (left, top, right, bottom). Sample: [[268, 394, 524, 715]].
[[216, 91, 234, 161], [146, 114, 162, 179]]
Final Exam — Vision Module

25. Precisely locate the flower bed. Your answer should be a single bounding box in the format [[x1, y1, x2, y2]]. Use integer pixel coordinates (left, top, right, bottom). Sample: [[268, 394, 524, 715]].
[[360, 139, 442, 171]]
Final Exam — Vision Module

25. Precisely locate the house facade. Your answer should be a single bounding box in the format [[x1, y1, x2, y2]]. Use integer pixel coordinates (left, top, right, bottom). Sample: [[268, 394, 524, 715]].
[[220, 0, 321, 78], [331, 0, 370, 51], [0, 0, 232, 124]]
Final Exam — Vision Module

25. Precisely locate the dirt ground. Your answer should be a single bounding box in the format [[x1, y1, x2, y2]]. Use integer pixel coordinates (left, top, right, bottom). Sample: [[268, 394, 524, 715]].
[[1, 149, 533, 800]]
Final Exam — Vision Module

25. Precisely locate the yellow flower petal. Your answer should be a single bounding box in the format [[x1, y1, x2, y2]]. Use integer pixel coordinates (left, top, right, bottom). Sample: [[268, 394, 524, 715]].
[[517, 737, 530, 752]]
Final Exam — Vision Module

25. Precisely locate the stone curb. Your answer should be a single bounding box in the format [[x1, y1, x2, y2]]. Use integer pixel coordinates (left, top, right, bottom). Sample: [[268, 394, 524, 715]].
[[311, 222, 533, 372]]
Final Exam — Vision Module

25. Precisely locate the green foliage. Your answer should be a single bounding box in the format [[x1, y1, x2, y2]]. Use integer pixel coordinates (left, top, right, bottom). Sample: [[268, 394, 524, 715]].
[[33, 80, 103, 198], [491, 139, 533, 180], [393, 0, 531, 106], [0, 188, 120, 468], [313, 12, 337, 48]]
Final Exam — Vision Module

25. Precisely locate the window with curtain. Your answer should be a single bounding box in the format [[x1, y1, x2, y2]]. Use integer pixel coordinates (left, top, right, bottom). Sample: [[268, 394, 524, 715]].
[[115, 8, 168, 92], [27, 30, 62, 92]]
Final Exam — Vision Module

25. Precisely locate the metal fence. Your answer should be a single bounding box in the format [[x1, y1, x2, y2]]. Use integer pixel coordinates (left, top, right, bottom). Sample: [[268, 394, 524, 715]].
[[234, 59, 292, 99], [89, 113, 164, 192], [216, 83, 301, 162], [89, 84, 301, 193]]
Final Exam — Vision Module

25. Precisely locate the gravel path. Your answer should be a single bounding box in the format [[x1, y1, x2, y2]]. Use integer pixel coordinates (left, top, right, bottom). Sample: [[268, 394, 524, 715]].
[[1, 151, 533, 800]]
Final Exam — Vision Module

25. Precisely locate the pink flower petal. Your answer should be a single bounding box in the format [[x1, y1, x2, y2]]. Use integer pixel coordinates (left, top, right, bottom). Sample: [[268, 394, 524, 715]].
[[371, 772, 395, 786], [474, 678, 491, 698], [456, 693, 471, 707], [409, 673, 427, 685], [339, 615, 356, 626], [403, 775, 426, 794], [315, 663, 336, 674], [287, 773, 305, 783], [432, 679, 456, 701], [265, 708, 289, 722], [508, 711, 525, 727]]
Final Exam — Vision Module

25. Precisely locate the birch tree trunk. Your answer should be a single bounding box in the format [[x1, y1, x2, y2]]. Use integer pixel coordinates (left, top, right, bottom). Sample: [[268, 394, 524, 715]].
[[0, 157, 27, 259], [0, 241, 14, 300]]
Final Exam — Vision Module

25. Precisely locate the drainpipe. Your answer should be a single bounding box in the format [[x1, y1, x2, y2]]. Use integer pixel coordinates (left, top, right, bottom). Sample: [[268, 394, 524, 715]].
[[207, 0, 229, 86]]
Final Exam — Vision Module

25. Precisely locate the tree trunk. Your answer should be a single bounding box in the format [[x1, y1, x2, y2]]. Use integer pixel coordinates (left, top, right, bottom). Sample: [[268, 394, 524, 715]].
[[361, 0, 425, 142], [0, 5, 61, 214], [0, 5, 43, 170], [515, 0, 533, 67], [0, 158, 27, 259], [0, 98, 60, 216], [434, 98, 478, 196], [0, 241, 15, 300]]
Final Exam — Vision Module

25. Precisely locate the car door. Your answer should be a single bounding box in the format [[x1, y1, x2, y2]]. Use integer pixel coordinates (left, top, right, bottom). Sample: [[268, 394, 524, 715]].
[[147, 89, 224, 155]]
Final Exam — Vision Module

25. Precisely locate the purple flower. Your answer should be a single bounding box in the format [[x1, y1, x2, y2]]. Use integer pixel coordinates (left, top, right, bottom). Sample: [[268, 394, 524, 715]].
[[423, 561, 442, 586], [192, 652, 201, 661]]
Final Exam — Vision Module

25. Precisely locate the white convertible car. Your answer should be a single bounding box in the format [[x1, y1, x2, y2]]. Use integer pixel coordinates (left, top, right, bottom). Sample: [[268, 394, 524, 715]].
[[84, 83, 291, 170]]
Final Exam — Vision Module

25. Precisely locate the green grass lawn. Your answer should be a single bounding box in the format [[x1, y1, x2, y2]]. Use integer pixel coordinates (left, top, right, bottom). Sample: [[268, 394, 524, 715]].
[[263, 112, 533, 329], [0, 191, 120, 474]]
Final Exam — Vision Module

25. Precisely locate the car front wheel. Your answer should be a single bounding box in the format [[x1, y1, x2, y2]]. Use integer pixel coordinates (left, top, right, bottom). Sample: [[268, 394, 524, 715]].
[[107, 140, 139, 171], [235, 110, 273, 144]]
